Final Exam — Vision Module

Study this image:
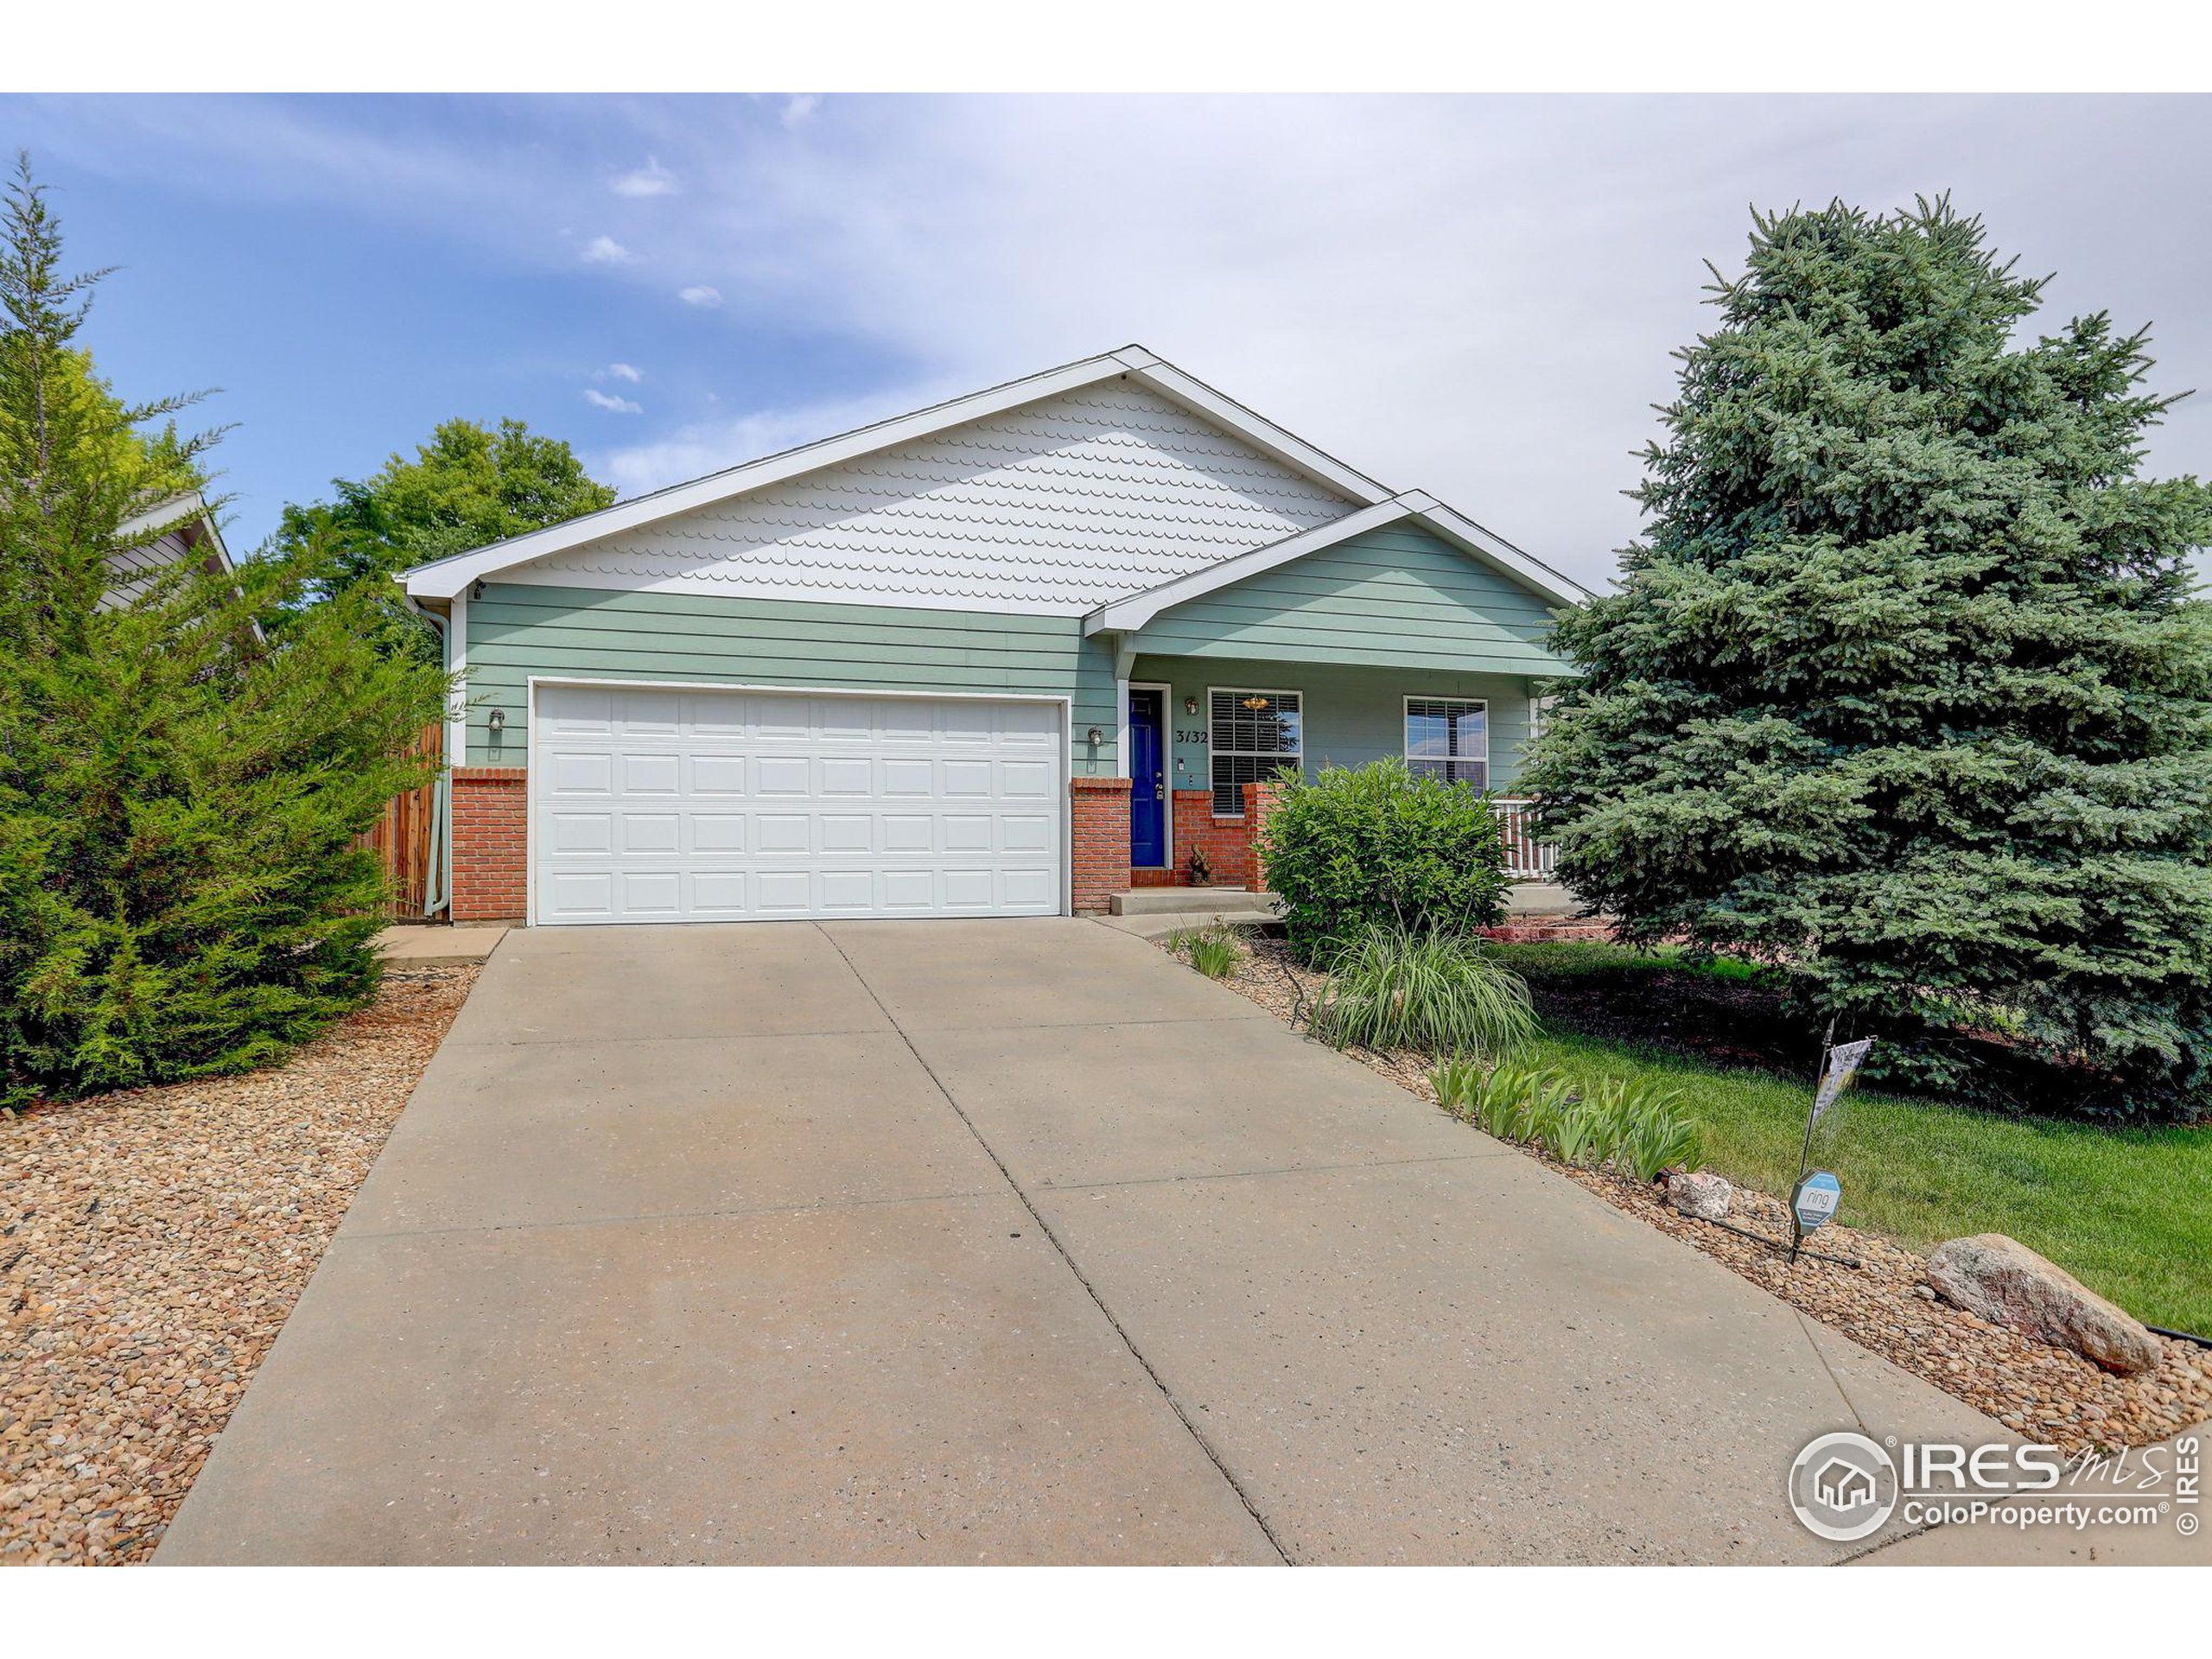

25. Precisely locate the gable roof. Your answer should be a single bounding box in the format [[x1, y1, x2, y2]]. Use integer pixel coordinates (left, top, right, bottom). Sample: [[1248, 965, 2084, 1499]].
[[501, 378, 1360, 613], [104, 490, 235, 611], [400, 346, 1395, 603], [1082, 489, 1587, 632]]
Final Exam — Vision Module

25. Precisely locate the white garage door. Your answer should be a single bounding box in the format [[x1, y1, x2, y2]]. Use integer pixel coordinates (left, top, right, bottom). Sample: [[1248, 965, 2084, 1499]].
[[531, 683, 1065, 925]]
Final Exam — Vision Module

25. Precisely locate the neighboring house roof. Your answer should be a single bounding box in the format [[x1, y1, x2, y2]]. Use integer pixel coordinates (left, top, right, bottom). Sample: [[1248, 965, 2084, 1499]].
[[103, 490, 233, 611], [399, 345, 1587, 617]]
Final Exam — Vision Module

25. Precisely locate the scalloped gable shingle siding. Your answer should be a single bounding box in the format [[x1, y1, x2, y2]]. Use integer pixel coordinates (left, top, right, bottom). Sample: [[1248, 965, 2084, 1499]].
[[510, 382, 1357, 612]]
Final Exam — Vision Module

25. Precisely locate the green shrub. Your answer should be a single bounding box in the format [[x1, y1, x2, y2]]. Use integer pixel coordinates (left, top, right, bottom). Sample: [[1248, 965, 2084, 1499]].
[[1312, 923, 1535, 1056], [1166, 925, 1245, 981], [0, 162, 448, 1106], [1258, 759, 1513, 959]]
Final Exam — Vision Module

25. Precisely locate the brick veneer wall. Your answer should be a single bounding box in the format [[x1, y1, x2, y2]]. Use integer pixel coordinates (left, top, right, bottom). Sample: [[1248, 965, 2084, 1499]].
[[1162, 791, 1247, 887], [1069, 776, 1133, 914], [451, 766, 528, 922], [1242, 780, 1282, 892]]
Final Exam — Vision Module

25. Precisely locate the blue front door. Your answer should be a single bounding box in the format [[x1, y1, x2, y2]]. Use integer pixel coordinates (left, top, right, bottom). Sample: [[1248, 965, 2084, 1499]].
[[1128, 690, 1166, 868]]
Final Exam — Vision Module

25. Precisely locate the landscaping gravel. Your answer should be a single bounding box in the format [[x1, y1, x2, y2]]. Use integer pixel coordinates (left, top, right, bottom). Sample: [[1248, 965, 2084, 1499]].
[[1, 966, 478, 1566], [1202, 936, 2212, 1456]]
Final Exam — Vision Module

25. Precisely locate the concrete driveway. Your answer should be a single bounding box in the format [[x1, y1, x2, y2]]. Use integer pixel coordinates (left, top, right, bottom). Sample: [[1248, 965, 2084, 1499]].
[[161, 918, 1997, 1565]]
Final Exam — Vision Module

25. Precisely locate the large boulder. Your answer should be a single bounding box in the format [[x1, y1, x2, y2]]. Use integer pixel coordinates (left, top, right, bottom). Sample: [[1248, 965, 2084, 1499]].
[[1926, 1234, 2164, 1375], [1666, 1171, 1732, 1221]]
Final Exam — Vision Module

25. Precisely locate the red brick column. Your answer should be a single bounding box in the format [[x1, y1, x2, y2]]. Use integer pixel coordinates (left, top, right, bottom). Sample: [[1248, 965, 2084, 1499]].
[[1241, 780, 1284, 893], [1069, 776, 1132, 914], [451, 766, 528, 922]]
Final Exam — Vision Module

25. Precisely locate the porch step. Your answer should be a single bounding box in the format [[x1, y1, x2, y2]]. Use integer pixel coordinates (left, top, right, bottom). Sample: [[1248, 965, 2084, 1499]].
[[1100, 908, 1286, 940], [1109, 887, 1281, 917]]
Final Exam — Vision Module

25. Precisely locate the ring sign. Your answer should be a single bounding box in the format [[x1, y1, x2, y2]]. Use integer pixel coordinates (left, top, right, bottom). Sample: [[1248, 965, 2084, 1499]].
[[1792, 1171, 1842, 1234]]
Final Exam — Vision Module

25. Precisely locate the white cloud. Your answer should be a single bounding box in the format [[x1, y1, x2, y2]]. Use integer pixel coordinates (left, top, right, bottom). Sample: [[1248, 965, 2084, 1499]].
[[606, 362, 644, 382], [677, 284, 723, 308], [781, 94, 821, 130], [612, 156, 677, 198], [581, 234, 634, 265], [597, 387, 938, 499], [582, 388, 644, 415]]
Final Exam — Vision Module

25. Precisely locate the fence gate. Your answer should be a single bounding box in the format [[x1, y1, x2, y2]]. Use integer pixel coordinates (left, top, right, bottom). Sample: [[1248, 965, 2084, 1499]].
[[359, 721, 443, 918]]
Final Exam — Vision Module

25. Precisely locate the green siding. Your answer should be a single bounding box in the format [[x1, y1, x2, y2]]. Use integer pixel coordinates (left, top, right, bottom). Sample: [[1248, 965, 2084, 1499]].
[[1133, 655, 1542, 799], [1127, 523, 1573, 676], [461, 582, 1119, 773]]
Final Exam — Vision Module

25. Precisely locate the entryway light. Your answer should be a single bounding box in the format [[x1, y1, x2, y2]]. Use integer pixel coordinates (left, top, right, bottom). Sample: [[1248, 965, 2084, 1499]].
[[1183, 696, 1198, 715], [1086, 727, 1103, 745], [488, 709, 506, 733]]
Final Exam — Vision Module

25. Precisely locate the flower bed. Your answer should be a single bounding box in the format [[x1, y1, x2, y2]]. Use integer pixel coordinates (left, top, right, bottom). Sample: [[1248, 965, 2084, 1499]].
[[1199, 935, 2212, 1455]]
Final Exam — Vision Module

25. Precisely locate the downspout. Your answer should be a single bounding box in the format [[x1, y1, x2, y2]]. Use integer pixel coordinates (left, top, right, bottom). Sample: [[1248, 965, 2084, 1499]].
[[403, 593, 454, 920]]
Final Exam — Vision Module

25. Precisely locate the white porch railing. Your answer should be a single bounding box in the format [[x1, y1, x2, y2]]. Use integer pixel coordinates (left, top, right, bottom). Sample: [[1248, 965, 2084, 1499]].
[[1489, 796, 1558, 881]]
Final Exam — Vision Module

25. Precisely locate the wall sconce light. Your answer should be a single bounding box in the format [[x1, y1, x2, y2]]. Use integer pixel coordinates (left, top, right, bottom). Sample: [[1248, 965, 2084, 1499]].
[[1086, 727, 1104, 745], [487, 708, 506, 734], [1183, 696, 1198, 716]]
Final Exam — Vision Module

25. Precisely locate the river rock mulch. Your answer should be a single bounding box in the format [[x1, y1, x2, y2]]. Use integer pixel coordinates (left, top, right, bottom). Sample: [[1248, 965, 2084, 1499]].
[[1, 966, 478, 1567], [1201, 935, 2212, 1457]]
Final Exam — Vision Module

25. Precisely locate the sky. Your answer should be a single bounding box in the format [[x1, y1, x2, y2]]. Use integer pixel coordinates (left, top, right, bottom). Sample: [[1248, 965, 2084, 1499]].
[[5, 92, 2209, 591]]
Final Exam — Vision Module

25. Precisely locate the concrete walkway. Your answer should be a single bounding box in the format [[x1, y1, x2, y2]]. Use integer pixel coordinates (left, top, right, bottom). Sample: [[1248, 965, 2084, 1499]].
[[162, 918, 2000, 1565]]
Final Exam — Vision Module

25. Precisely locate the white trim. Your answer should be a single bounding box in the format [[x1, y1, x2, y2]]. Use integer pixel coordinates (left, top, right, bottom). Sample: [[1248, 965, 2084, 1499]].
[[1085, 494, 1590, 634], [1403, 694, 1491, 790], [445, 593, 468, 766], [1207, 684, 1304, 821], [1114, 676, 1130, 779], [521, 674, 1076, 926], [488, 563, 1090, 615], [1126, 680, 1175, 871], [116, 489, 234, 574], [402, 345, 1395, 601]]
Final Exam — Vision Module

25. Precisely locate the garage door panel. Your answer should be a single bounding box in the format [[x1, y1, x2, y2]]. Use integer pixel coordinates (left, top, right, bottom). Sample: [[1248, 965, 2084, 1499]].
[[819, 815, 874, 854], [689, 754, 747, 795], [620, 753, 681, 794], [1001, 867, 1058, 908], [1002, 814, 1054, 854], [818, 755, 873, 796], [756, 755, 810, 796], [1001, 759, 1054, 798], [547, 812, 613, 855], [756, 814, 810, 854], [942, 760, 994, 797], [620, 814, 681, 855], [546, 750, 613, 795], [690, 871, 750, 914], [532, 686, 1064, 925]]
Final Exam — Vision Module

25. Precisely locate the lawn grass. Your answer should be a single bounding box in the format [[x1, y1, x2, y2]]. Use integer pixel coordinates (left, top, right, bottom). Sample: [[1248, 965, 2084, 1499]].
[[1491, 943, 2212, 1336]]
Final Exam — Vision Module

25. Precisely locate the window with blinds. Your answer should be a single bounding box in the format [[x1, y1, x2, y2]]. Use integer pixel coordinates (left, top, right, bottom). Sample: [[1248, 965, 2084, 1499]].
[[1209, 689, 1302, 815], [1404, 697, 1488, 788]]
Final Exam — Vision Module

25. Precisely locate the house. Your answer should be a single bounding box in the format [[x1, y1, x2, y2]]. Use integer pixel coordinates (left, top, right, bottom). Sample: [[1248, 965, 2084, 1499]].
[[105, 490, 234, 609], [1814, 1458, 1878, 1512], [399, 346, 1585, 927]]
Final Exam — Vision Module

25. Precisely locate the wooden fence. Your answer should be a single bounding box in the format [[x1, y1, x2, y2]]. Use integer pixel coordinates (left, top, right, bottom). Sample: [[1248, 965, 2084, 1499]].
[[359, 722, 443, 918]]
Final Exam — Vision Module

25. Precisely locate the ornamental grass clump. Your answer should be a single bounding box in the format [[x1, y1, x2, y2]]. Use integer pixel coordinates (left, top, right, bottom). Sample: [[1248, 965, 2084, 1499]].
[[1313, 923, 1536, 1056], [1166, 924, 1245, 981], [1427, 1057, 1703, 1179]]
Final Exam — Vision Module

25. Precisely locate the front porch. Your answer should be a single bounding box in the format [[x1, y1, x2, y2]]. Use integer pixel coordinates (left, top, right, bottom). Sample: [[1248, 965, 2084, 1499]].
[[1090, 653, 1560, 900]]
